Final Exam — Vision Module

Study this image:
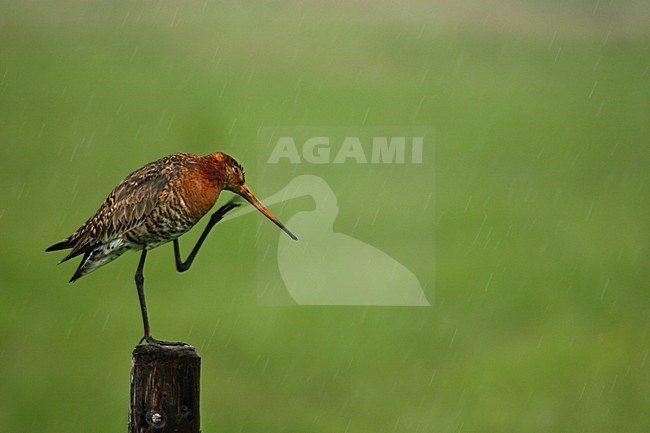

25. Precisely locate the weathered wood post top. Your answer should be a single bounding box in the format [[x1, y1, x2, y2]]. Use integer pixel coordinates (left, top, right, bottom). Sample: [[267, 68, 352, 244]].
[[129, 344, 201, 433]]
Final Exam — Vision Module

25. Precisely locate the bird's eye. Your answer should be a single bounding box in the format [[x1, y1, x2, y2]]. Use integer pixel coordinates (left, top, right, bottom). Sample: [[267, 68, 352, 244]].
[[232, 166, 239, 175]]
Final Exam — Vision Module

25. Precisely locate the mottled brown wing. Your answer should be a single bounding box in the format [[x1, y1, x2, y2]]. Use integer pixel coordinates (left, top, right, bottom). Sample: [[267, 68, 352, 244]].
[[59, 161, 169, 262]]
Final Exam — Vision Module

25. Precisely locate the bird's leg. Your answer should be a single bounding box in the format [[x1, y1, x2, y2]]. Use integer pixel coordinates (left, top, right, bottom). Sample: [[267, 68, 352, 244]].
[[135, 249, 152, 344], [135, 248, 187, 346], [174, 200, 241, 272]]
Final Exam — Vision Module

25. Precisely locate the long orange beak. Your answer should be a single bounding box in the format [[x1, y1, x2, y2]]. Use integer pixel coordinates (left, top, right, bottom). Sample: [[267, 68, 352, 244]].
[[237, 184, 298, 240]]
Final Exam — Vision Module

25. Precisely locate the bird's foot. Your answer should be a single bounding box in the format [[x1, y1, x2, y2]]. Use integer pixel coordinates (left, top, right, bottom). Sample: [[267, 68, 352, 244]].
[[209, 199, 241, 224], [139, 335, 190, 347]]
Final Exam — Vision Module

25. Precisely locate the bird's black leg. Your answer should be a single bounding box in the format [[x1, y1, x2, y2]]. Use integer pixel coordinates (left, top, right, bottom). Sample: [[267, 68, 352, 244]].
[[135, 248, 186, 346], [174, 200, 240, 272], [135, 249, 152, 344]]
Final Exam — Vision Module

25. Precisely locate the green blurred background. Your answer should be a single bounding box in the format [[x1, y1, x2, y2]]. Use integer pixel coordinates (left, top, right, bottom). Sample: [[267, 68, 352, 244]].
[[1, 0, 649, 431]]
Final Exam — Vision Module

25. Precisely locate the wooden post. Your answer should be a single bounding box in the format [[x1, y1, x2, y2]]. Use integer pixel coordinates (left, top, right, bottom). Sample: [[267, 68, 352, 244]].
[[129, 344, 200, 433]]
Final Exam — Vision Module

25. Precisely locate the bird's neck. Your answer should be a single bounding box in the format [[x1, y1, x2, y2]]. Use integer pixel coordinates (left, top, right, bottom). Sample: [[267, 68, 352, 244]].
[[177, 157, 226, 220], [197, 155, 228, 188]]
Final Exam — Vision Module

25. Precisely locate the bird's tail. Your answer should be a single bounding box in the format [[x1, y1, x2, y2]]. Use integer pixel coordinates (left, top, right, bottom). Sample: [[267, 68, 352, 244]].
[[68, 241, 131, 282], [70, 252, 92, 282], [45, 238, 72, 252]]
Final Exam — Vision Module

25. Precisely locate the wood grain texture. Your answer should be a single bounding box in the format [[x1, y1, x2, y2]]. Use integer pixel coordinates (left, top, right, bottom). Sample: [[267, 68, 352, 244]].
[[129, 344, 200, 433]]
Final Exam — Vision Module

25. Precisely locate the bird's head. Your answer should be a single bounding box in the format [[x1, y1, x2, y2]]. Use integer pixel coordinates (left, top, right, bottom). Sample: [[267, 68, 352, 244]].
[[209, 152, 297, 240]]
